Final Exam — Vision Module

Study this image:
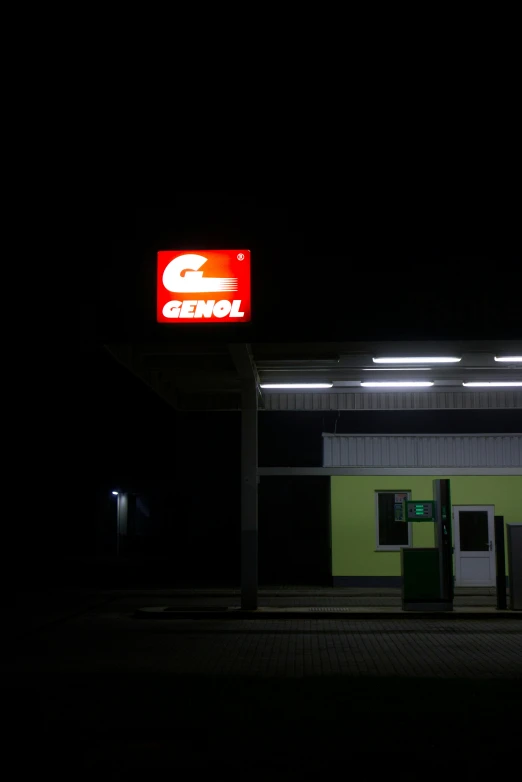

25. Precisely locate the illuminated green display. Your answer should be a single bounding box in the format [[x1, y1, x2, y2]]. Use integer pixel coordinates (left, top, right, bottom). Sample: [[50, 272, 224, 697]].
[[404, 500, 435, 521]]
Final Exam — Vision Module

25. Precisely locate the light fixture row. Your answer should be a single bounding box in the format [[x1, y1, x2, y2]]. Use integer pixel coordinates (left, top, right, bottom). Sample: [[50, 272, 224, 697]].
[[362, 382, 522, 388], [260, 354, 522, 388], [372, 356, 522, 363], [260, 382, 522, 389]]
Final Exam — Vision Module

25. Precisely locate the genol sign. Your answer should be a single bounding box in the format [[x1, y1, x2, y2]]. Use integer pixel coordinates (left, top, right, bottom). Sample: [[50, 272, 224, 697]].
[[157, 250, 251, 323]]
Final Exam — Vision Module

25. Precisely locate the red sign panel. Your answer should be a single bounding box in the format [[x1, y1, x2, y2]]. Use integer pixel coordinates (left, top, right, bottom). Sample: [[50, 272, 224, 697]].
[[157, 250, 251, 323]]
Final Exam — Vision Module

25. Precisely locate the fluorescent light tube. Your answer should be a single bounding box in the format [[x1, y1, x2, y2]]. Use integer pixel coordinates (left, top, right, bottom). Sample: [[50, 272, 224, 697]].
[[372, 357, 461, 364], [260, 383, 333, 389], [462, 382, 522, 387], [360, 381, 435, 388]]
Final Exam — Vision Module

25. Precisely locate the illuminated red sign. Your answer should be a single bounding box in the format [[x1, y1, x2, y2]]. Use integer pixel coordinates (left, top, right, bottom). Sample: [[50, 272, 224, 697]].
[[157, 250, 251, 323]]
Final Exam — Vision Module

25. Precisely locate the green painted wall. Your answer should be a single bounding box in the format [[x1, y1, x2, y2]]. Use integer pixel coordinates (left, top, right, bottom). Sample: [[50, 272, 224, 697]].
[[331, 475, 522, 577]]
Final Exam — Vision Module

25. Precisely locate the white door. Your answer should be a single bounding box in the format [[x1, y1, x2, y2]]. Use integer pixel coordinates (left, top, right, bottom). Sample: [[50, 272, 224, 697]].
[[453, 505, 495, 587]]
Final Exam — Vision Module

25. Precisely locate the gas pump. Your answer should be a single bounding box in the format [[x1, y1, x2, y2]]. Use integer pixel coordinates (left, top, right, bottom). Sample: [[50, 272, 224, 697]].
[[433, 479, 454, 608], [400, 479, 454, 611]]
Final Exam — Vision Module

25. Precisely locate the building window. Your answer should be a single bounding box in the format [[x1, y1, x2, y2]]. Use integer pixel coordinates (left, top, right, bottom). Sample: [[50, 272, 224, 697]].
[[375, 491, 412, 550]]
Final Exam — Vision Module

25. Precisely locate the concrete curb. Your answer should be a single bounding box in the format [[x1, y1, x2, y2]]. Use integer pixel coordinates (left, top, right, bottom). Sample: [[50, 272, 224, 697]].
[[134, 606, 522, 621]]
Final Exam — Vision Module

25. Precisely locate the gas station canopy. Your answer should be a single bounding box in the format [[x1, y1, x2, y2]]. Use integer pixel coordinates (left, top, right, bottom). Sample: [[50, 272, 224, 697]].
[[105, 340, 522, 412]]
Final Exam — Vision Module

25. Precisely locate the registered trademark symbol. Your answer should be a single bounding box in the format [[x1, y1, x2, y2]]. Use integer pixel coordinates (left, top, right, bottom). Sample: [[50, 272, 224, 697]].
[[237, 253, 244, 260]]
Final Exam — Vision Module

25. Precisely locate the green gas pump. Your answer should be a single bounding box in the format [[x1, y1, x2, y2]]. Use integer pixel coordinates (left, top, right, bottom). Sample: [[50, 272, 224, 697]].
[[400, 480, 453, 611]]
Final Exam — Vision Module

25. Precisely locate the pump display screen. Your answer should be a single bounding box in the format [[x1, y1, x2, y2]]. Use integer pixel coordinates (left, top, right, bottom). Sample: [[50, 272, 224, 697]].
[[405, 501, 435, 521]]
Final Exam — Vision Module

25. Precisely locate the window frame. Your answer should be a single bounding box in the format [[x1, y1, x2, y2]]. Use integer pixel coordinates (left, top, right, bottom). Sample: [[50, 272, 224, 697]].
[[375, 490, 413, 551]]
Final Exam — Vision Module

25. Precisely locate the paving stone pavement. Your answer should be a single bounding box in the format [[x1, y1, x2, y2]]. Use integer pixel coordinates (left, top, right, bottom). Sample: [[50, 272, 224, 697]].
[[5, 598, 522, 679], [125, 617, 522, 679], [7, 586, 509, 632], [2, 599, 521, 771]]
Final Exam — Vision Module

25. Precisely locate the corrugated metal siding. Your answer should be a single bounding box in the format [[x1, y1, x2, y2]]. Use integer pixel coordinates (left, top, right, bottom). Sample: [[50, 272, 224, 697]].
[[322, 434, 522, 468], [263, 390, 522, 411]]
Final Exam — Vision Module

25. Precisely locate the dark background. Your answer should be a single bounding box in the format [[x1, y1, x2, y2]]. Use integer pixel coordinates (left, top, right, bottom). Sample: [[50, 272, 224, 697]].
[[27, 198, 520, 589]]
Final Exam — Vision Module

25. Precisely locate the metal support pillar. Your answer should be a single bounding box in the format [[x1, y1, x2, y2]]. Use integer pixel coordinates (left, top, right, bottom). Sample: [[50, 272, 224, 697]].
[[507, 524, 522, 610], [494, 516, 507, 610], [229, 344, 261, 611], [433, 479, 454, 610], [240, 379, 258, 609]]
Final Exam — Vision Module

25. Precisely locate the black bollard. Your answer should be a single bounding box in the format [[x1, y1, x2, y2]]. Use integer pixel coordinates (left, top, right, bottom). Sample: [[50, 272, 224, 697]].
[[494, 516, 507, 610]]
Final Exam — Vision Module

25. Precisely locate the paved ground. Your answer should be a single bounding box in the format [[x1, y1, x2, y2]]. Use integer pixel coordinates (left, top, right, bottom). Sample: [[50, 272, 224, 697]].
[[8, 586, 513, 631], [2, 591, 521, 771], [9, 585, 507, 626]]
